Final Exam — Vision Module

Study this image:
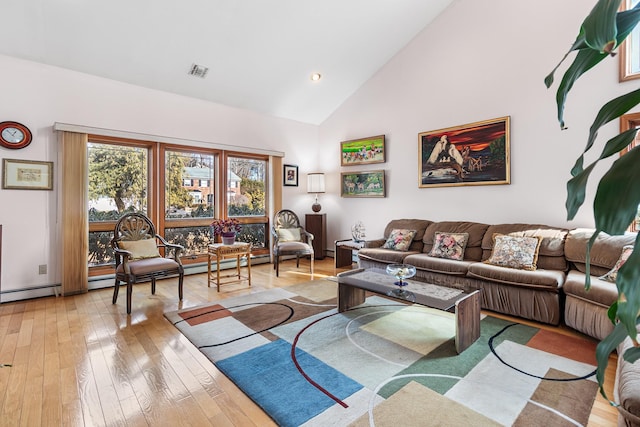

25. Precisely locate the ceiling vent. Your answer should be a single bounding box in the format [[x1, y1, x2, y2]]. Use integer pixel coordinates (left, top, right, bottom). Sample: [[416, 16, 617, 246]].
[[188, 63, 209, 78]]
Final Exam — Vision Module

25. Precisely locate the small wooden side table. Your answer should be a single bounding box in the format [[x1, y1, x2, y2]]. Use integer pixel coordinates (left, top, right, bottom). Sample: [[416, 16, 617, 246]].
[[334, 239, 365, 268], [207, 242, 252, 292]]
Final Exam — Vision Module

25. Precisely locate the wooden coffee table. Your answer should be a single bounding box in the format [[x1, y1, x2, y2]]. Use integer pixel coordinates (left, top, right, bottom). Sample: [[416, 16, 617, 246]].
[[337, 268, 481, 353]]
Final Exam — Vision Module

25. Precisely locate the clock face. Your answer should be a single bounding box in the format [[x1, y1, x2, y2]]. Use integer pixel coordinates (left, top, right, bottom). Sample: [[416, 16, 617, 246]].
[[1, 127, 25, 143], [0, 121, 32, 149]]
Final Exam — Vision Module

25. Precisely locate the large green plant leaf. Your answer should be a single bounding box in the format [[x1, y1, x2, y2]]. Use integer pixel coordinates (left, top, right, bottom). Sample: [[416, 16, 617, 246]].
[[582, 0, 622, 53], [546, 0, 640, 401], [545, 4, 640, 129], [566, 128, 639, 220]]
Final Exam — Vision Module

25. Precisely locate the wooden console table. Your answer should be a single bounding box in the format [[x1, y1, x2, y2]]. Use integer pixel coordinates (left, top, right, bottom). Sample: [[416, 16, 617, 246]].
[[207, 242, 252, 292]]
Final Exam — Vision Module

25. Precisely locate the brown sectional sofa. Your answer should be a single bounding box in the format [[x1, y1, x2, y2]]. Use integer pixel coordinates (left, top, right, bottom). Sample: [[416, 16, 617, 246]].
[[356, 218, 640, 425], [358, 219, 569, 325]]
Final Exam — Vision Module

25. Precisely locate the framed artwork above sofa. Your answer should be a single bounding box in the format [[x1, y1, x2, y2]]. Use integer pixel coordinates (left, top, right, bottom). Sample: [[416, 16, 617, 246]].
[[418, 116, 510, 188]]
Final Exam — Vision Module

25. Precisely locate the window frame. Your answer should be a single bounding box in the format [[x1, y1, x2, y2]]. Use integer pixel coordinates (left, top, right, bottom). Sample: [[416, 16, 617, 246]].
[[620, 111, 640, 232], [619, 0, 640, 82]]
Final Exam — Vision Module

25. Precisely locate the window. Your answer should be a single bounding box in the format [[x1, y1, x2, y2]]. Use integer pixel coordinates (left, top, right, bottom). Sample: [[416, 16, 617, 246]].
[[620, 0, 640, 81], [87, 140, 152, 269], [163, 148, 217, 257], [86, 139, 272, 277], [227, 155, 268, 249]]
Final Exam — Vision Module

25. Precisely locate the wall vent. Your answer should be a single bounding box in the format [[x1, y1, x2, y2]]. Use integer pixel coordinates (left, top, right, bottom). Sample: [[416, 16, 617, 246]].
[[188, 63, 209, 78]]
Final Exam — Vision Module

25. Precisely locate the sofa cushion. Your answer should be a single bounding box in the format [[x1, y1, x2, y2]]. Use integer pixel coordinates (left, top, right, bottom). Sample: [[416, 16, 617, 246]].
[[563, 270, 618, 308], [484, 234, 542, 270], [404, 254, 472, 276], [565, 228, 637, 276], [382, 229, 417, 251], [600, 245, 634, 282], [467, 262, 565, 290], [357, 248, 419, 265], [617, 329, 640, 426], [382, 219, 433, 252], [428, 231, 469, 260], [482, 224, 569, 271], [423, 221, 489, 261]]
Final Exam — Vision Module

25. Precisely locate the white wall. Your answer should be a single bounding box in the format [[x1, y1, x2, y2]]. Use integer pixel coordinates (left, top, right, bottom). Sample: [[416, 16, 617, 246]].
[[317, 0, 636, 245], [0, 54, 317, 301]]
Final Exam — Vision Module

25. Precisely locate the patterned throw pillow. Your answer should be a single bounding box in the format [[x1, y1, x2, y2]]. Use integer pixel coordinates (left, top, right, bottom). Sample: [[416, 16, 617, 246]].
[[600, 245, 634, 282], [484, 234, 542, 270], [382, 229, 417, 252], [119, 239, 161, 260], [428, 232, 469, 260]]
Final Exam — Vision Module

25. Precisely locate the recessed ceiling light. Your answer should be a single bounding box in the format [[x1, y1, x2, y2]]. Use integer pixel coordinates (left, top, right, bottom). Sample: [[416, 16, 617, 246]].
[[311, 73, 322, 81]]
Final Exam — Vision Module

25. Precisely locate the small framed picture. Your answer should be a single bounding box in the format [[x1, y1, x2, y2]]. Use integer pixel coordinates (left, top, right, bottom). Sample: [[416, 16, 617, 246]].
[[283, 164, 298, 186], [2, 158, 54, 190], [341, 135, 386, 166]]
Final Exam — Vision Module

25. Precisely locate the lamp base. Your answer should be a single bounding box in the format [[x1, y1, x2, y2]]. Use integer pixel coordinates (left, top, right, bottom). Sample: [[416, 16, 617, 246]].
[[312, 202, 322, 213]]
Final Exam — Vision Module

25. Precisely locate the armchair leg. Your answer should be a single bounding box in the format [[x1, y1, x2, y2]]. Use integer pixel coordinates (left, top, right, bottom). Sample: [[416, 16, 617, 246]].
[[296, 255, 300, 268], [112, 278, 120, 304], [275, 256, 280, 277], [178, 273, 184, 300], [126, 281, 133, 314], [310, 256, 314, 277], [151, 278, 156, 295]]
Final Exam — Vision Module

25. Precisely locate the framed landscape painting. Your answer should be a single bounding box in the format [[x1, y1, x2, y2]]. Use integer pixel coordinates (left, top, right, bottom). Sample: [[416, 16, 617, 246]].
[[341, 135, 385, 166], [418, 116, 510, 188], [341, 170, 385, 198]]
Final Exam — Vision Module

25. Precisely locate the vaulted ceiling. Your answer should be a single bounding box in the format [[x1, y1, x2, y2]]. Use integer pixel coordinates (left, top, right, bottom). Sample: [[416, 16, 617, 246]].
[[0, 0, 454, 125]]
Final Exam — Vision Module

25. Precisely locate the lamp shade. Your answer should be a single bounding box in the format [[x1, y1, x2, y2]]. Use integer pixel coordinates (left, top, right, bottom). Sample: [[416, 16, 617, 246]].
[[307, 173, 325, 193]]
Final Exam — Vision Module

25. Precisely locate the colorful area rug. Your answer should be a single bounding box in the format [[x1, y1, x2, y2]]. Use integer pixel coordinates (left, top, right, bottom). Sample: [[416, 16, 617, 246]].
[[164, 279, 599, 426]]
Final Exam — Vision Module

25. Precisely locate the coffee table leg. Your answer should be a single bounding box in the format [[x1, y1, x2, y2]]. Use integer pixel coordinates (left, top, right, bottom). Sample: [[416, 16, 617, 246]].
[[455, 290, 481, 353], [338, 283, 365, 312]]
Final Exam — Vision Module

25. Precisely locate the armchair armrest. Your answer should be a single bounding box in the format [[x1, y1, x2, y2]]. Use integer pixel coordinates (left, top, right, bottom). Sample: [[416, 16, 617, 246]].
[[155, 234, 184, 263], [301, 228, 314, 243]]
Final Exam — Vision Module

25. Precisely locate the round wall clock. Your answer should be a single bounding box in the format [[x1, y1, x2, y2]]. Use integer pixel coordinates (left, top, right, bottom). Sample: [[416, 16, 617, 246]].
[[0, 121, 32, 149]]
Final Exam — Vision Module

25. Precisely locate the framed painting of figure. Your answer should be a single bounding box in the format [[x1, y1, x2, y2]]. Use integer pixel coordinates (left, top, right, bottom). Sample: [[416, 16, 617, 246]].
[[418, 116, 510, 188]]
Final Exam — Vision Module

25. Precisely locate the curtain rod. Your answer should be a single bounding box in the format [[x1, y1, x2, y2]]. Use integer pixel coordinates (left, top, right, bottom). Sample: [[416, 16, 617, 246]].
[[53, 122, 285, 157]]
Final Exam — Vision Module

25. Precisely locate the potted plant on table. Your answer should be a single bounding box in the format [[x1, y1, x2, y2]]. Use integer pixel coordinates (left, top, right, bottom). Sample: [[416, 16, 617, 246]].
[[545, 0, 640, 400], [211, 218, 242, 245]]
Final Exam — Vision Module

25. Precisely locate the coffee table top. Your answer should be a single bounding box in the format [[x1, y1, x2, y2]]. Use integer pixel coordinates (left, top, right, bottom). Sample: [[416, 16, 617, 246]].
[[337, 268, 469, 311]]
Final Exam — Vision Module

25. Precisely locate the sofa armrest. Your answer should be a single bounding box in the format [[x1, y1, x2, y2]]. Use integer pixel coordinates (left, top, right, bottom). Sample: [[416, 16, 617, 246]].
[[363, 239, 385, 248]]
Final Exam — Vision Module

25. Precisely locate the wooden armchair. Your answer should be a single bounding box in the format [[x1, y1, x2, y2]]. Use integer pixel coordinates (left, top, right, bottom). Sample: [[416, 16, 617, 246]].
[[271, 209, 314, 276], [111, 213, 184, 314]]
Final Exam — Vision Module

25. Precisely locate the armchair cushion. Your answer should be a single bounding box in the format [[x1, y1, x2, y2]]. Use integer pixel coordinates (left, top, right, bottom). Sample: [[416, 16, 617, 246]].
[[119, 239, 161, 260], [277, 228, 302, 242]]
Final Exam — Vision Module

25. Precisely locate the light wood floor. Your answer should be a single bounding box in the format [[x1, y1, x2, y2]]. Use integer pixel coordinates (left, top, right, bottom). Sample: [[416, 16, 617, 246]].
[[0, 258, 619, 426]]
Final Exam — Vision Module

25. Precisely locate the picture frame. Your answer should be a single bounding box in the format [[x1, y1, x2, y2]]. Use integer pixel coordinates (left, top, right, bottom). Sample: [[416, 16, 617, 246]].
[[2, 158, 54, 190], [619, 0, 640, 82], [418, 116, 510, 188], [341, 170, 385, 198], [283, 164, 298, 186], [340, 135, 385, 166]]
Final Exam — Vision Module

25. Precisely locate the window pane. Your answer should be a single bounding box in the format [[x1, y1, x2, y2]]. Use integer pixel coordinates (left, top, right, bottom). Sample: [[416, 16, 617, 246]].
[[89, 231, 115, 267], [227, 157, 266, 216], [164, 226, 213, 256], [237, 223, 267, 249], [88, 143, 148, 220], [166, 151, 215, 219]]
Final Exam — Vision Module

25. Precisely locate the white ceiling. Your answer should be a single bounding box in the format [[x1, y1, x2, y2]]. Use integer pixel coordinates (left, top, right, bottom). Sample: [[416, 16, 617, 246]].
[[0, 0, 454, 125]]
